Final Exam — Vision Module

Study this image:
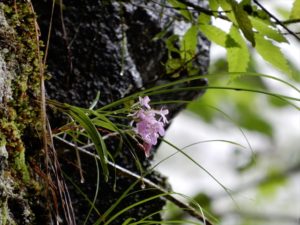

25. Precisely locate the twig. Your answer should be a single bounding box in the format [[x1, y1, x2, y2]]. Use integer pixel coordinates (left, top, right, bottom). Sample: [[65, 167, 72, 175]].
[[47, 120, 77, 225], [59, 0, 73, 85], [177, 0, 226, 17], [54, 136, 215, 225], [253, 0, 300, 42], [282, 18, 300, 25], [150, 0, 229, 21], [282, 32, 300, 36], [43, 0, 55, 66]]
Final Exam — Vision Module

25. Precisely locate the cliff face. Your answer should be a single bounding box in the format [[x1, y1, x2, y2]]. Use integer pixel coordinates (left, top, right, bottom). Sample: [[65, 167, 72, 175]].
[[1, 0, 210, 224]]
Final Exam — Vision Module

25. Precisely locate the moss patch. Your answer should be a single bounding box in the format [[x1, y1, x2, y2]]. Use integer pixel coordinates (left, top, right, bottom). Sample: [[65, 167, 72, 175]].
[[0, 1, 45, 224], [0, 1, 42, 179]]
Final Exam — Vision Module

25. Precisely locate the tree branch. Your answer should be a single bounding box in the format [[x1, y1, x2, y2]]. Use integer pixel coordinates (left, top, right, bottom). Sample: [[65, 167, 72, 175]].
[[282, 18, 300, 25], [253, 0, 300, 42], [149, 0, 229, 21]]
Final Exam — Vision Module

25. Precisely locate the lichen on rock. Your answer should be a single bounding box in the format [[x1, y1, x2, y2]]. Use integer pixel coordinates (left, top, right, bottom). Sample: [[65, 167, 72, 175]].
[[0, 8, 15, 103], [0, 0, 42, 173], [0, 1, 46, 224]]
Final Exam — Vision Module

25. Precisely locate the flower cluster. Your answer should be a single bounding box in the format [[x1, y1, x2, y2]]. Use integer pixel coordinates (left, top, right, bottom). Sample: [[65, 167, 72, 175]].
[[131, 96, 169, 157]]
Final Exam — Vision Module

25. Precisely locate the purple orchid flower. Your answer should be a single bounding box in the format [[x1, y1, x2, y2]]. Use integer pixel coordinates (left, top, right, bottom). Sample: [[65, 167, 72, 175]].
[[131, 96, 169, 157]]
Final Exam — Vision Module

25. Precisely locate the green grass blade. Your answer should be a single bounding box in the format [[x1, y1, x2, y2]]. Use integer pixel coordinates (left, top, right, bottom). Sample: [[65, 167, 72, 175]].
[[63, 172, 101, 216], [122, 218, 135, 225], [162, 139, 234, 201], [131, 220, 202, 224], [89, 91, 101, 110], [95, 180, 141, 224], [68, 106, 109, 181], [96, 72, 300, 111], [103, 193, 170, 225], [83, 154, 101, 225]]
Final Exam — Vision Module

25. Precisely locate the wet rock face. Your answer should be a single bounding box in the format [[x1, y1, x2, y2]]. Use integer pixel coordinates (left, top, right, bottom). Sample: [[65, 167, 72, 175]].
[[35, 0, 146, 108], [35, 1, 128, 107], [34, 0, 210, 110], [32, 0, 210, 223]]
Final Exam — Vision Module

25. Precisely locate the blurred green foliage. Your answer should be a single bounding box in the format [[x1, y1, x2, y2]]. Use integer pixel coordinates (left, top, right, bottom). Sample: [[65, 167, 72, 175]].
[[165, 0, 300, 224]]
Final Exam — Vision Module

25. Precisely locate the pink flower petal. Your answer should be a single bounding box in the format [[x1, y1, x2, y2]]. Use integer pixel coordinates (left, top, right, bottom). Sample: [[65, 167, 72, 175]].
[[157, 109, 169, 123], [139, 96, 151, 109], [132, 96, 169, 157]]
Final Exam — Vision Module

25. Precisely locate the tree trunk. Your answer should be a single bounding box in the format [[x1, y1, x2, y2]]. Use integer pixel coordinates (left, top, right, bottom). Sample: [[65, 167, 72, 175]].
[[0, 0, 210, 224]]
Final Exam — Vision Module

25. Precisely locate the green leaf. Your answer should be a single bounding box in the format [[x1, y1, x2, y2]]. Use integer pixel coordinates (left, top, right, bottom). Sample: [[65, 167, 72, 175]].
[[268, 96, 290, 108], [68, 106, 109, 181], [238, 104, 273, 137], [255, 34, 293, 77], [258, 169, 287, 198], [165, 34, 180, 54], [90, 111, 118, 132], [180, 25, 198, 60], [250, 17, 288, 43], [226, 25, 250, 72], [93, 119, 117, 132], [218, 0, 236, 23], [198, 24, 228, 47], [229, 0, 255, 46], [167, 0, 192, 21], [188, 95, 216, 122], [240, 0, 251, 6], [290, 0, 300, 19], [165, 58, 183, 75], [208, 0, 219, 16], [198, 13, 210, 24]]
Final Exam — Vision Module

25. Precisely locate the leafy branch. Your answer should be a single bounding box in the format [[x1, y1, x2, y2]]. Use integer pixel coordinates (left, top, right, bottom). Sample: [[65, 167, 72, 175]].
[[253, 0, 300, 42], [157, 0, 300, 80]]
